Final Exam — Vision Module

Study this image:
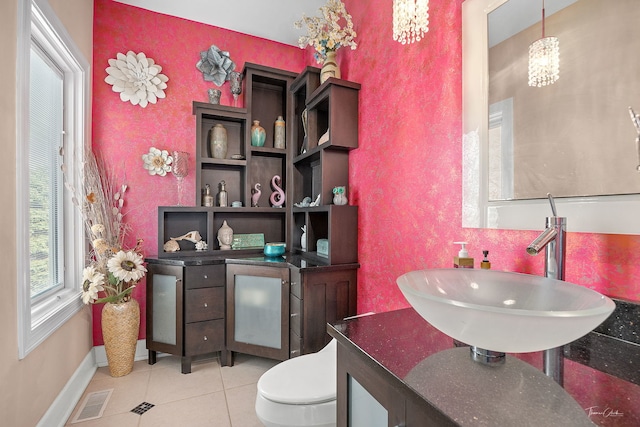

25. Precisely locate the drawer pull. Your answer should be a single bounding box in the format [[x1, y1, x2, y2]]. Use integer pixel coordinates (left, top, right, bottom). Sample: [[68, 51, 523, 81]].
[[203, 336, 208, 341], [203, 274, 208, 279], [290, 350, 299, 356], [290, 313, 298, 318], [204, 302, 208, 308]]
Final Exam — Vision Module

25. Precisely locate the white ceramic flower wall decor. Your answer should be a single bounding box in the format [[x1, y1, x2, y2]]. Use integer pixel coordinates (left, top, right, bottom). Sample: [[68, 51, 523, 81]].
[[142, 147, 173, 176], [105, 51, 169, 108]]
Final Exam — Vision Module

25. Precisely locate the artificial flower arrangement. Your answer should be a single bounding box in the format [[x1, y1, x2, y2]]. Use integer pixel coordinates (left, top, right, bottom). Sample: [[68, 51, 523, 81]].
[[64, 149, 147, 305], [295, 0, 357, 63], [142, 147, 173, 176]]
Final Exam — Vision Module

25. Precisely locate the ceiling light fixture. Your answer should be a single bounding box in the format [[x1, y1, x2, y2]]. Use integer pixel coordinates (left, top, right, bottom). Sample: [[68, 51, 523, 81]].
[[528, 0, 560, 87], [393, 0, 429, 45]]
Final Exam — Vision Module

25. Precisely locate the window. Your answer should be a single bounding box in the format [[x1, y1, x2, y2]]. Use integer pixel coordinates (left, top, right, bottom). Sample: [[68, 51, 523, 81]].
[[17, 0, 90, 358]]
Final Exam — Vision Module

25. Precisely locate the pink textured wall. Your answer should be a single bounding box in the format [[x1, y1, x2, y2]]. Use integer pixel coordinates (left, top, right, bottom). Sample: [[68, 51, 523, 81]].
[[92, 0, 306, 344], [341, 0, 640, 314], [92, 0, 640, 344]]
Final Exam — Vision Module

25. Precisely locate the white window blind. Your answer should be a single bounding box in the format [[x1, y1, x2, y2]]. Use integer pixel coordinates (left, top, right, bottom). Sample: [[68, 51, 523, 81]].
[[29, 42, 64, 300]]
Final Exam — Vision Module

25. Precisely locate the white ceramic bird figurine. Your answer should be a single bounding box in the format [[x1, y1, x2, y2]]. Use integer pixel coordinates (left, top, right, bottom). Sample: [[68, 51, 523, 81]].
[[251, 183, 262, 207]]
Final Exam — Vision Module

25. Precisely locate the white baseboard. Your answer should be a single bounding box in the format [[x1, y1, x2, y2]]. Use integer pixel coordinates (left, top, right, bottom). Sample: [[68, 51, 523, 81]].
[[37, 340, 148, 427], [37, 349, 97, 427], [94, 339, 148, 367]]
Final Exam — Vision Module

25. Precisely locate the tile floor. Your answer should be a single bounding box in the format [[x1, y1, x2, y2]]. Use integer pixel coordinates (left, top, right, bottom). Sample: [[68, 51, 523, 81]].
[[66, 353, 278, 427]]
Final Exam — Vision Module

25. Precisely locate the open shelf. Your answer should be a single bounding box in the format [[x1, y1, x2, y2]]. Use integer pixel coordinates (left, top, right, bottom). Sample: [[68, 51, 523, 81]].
[[161, 66, 359, 264]]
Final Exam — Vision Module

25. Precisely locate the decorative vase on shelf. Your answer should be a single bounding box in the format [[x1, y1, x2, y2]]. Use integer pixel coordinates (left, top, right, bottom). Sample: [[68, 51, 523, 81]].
[[320, 50, 340, 84], [101, 298, 140, 377], [274, 116, 286, 149], [207, 88, 221, 104], [209, 124, 228, 159], [251, 120, 266, 147], [301, 225, 307, 251]]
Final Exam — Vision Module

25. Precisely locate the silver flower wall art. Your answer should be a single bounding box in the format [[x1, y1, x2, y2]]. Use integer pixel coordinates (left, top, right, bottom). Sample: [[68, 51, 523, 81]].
[[105, 51, 169, 108], [196, 45, 236, 86]]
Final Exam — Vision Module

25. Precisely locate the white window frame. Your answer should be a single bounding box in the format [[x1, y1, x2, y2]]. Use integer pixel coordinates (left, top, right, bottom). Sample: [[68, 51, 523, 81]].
[[16, 0, 90, 359]]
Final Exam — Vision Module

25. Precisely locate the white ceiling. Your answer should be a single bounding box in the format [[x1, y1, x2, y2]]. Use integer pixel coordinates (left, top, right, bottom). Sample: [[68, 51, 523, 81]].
[[113, 0, 327, 46]]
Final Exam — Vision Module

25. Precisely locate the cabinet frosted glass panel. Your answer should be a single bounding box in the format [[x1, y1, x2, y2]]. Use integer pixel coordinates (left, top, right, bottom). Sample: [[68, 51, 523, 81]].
[[348, 375, 388, 427], [234, 274, 282, 349], [151, 273, 177, 345]]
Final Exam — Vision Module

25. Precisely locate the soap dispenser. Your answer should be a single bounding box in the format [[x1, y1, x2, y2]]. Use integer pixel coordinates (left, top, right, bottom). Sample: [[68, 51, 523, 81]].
[[454, 242, 474, 268], [481, 250, 491, 270]]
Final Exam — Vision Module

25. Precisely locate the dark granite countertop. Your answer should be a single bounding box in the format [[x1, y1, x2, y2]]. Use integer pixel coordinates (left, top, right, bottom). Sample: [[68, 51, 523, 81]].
[[145, 253, 359, 272], [328, 307, 640, 427]]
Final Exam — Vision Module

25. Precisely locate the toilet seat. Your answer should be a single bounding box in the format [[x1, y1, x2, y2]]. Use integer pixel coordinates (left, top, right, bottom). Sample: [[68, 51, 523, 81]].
[[257, 339, 337, 405]]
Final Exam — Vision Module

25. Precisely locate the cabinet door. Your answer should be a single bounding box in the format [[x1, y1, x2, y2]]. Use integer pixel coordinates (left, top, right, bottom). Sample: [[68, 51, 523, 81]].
[[146, 264, 184, 356], [302, 268, 358, 354], [226, 264, 290, 360], [337, 342, 405, 427]]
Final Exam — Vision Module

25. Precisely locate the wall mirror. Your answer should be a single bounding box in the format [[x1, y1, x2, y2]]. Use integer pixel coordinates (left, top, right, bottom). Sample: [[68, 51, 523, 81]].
[[462, 0, 640, 234]]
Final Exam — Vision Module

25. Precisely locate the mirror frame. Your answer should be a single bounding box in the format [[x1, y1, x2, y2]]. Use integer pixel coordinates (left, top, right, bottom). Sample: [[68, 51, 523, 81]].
[[462, 0, 640, 235]]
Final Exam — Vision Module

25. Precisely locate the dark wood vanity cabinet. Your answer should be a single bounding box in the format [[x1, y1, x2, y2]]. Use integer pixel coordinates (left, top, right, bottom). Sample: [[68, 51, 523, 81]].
[[147, 64, 361, 371], [224, 262, 357, 363], [146, 261, 228, 373], [290, 266, 358, 356]]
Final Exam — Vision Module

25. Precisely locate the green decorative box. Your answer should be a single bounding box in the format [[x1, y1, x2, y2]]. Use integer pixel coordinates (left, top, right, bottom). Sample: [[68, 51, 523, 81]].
[[232, 233, 265, 250]]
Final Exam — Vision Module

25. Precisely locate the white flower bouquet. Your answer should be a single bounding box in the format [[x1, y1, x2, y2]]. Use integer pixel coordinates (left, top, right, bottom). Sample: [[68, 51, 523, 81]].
[[64, 150, 147, 304], [295, 0, 357, 63]]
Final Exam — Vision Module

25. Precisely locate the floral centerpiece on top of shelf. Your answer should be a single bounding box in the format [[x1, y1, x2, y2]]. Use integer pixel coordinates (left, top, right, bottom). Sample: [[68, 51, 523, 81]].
[[295, 0, 357, 65], [64, 149, 147, 305]]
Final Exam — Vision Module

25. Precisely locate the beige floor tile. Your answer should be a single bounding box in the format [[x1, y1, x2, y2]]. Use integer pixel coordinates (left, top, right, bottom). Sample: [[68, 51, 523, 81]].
[[67, 369, 151, 421], [66, 353, 275, 427], [221, 353, 279, 390], [138, 392, 231, 427], [225, 383, 264, 427], [66, 409, 141, 427], [144, 358, 224, 405]]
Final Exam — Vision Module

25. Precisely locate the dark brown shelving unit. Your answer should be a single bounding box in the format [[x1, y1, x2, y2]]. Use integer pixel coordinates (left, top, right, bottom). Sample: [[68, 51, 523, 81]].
[[149, 64, 360, 371], [158, 64, 296, 257], [289, 68, 361, 265]]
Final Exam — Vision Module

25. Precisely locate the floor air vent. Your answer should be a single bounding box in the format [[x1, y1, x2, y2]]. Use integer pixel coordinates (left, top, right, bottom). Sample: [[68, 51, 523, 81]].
[[131, 402, 155, 415], [70, 389, 113, 423]]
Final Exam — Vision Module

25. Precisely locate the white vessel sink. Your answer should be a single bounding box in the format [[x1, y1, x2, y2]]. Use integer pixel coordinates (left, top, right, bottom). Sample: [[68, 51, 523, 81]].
[[397, 269, 615, 353]]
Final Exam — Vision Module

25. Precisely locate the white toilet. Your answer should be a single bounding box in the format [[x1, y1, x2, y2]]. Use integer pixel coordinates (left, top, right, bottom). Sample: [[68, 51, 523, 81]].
[[255, 339, 337, 427]]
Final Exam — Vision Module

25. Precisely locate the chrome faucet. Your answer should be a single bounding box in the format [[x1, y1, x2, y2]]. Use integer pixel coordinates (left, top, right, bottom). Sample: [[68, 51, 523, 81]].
[[526, 193, 566, 386]]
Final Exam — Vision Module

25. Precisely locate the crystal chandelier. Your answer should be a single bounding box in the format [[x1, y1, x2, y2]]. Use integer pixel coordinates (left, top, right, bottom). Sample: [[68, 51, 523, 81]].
[[393, 0, 429, 45], [528, 0, 559, 87]]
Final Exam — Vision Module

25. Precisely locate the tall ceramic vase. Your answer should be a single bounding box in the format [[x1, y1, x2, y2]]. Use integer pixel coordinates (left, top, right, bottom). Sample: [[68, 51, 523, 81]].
[[102, 298, 140, 377], [209, 124, 228, 159], [320, 50, 340, 84], [251, 120, 266, 147]]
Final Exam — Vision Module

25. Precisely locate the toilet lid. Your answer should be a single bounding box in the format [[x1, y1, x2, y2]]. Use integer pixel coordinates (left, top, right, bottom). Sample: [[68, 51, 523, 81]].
[[258, 339, 337, 405]]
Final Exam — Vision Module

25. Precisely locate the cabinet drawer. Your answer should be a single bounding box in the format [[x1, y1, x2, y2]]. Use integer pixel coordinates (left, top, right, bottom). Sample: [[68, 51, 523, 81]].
[[185, 264, 225, 289], [290, 268, 302, 299], [184, 319, 224, 356], [185, 287, 224, 323], [290, 293, 301, 338]]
